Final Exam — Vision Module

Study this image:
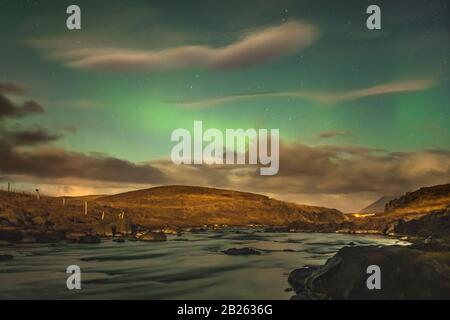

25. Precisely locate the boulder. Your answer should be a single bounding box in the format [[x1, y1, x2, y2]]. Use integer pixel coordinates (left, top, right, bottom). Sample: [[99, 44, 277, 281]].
[[78, 235, 101, 244], [288, 245, 450, 299], [138, 231, 167, 241], [31, 216, 46, 227], [222, 247, 262, 255]]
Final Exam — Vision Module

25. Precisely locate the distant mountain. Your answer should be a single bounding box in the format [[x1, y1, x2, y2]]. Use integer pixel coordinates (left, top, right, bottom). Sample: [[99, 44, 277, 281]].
[[360, 196, 399, 214]]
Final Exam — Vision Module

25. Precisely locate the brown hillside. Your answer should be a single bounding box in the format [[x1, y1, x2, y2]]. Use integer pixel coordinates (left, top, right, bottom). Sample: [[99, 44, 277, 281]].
[[383, 183, 450, 218], [96, 185, 346, 227], [0, 186, 346, 234]]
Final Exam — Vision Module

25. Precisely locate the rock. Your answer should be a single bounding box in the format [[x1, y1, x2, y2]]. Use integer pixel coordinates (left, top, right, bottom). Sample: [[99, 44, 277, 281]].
[[189, 227, 207, 233], [0, 229, 23, 242], [222, 247, 262, 255], [395, 210, 450, 239], [424, 236, 434, 244], [31, 216, 46, 227], [0, 208, 26, 226], [35, 231, 64, 243], [161, 228, 178, 235], [288, 266, 318, 294], [0, 254, 13, 262], [382, 221, 399, 235], [138, 231, 167, 241], [288, 245, 450, 299], [78, 235, 101, 244]]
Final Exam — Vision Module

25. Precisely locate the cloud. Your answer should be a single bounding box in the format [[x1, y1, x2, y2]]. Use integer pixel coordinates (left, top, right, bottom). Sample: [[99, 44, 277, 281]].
[[4, 136, 448, 212], [0, 127, 61, 147], [30, 21, 318, 72], [270, 142, 450, 195], [317, 130, 352, 139], [0, 94, 164, 186], [0, 143, 166, 184], [174, 79, 437, 108], [0, 94, 45, 119], [148, 141, 450, 212], [45, 99, 105, 109], [331, 79, 437, 102], [0, 83, 27, 95]]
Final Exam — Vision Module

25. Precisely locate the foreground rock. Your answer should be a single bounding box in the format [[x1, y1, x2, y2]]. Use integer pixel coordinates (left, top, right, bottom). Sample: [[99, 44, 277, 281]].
[[137, 231, 167, 241], [222, 247, 262, 255], [288, 245, 450, 299], [0, 254, 13, 262]]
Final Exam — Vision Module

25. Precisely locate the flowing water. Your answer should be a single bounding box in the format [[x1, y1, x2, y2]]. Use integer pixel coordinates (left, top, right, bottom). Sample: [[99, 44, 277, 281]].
[[0, 229, 407, 299]]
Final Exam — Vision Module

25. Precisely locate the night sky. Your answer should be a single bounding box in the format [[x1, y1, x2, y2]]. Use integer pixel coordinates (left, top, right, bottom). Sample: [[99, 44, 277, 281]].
[[0, 0, 448, 211]]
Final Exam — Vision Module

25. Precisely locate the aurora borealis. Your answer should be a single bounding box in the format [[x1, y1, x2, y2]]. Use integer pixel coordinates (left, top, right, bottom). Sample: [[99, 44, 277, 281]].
[[0, 0, 448, 211]]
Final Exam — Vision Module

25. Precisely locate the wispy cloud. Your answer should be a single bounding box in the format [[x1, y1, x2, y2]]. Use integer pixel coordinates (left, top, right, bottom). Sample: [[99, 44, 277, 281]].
[[29, 21, 318, 72], [45, 99, 105, 109], [150, 142, 450, 211], [317, 130, 353, 139], [174, 79, 437, 108], [0, 82, 27, 95]]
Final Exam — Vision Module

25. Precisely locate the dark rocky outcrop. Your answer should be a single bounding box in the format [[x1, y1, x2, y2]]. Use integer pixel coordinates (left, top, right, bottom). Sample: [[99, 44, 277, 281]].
[[288, 245, 450, 300], [394, 209, 450, 239], [222, 247, 262, 255]]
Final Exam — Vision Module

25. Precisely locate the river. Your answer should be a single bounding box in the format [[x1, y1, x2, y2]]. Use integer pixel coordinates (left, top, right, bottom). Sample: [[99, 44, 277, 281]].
[[0, 228, 407, 299]]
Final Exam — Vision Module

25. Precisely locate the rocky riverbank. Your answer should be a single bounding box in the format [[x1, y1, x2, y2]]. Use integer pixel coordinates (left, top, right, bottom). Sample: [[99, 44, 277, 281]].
[[288, 210, 450, 299]]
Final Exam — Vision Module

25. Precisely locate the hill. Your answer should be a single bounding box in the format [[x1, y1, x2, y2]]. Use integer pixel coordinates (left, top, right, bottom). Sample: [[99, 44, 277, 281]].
[[0, 185, 347, 239], [96, 185, 347, 227], [383, 183, 450, 218]]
